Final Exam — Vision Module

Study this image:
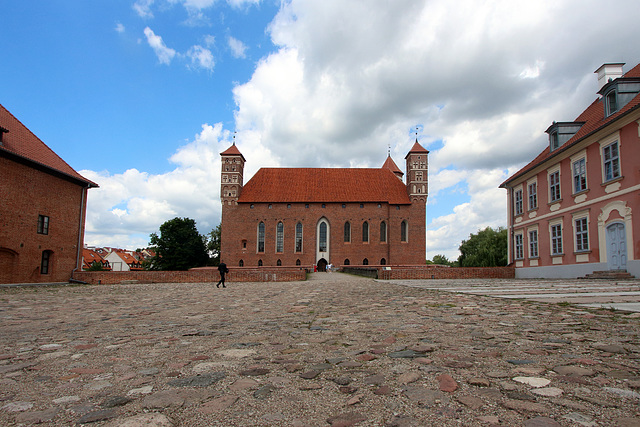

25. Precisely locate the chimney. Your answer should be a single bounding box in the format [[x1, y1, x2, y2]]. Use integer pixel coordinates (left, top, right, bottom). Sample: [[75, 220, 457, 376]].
[[595, 63, 624, 92]]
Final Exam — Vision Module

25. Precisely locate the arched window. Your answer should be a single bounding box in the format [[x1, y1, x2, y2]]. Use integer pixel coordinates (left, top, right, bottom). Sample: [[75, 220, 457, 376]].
[[277, 259, 282, 266], [401, 220, 408, 242], [344, 221, 351, 242], [363, 258, 369, 265], [362, 221, 369, 243], [258, 259, 263, 266], [41, 250, 52, 275], [258, 222, 265, 252], [380, 221, 387, 242], [239, 259, 244, 267], [295, 222, 303, 252], [344, 259, 350, 265], [276, 222, 284, 252], [319, 222, 327, 252], [296, 259, 301, 266], [380, 258, 386, 265]]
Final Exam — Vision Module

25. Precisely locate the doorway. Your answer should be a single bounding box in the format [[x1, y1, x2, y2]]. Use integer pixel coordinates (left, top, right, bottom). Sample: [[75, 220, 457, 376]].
[[317, 258, 328, 272], [606, 222, 627, 270]]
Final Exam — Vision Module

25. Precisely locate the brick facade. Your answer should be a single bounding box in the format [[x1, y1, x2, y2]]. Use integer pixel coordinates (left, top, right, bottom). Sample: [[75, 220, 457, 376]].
[[220, 142, 428, 269], [0, 104, 96, 284]]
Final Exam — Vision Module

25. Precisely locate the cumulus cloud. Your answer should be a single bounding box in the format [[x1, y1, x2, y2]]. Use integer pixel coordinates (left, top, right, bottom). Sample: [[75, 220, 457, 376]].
[[115, 22, 125, 33], [82, 123, 233, 249], [144, 27, 177, 65], [133, 0, 155, 18], [228, 0, 640, 259], [187, 45, 215, 71], [228, 36, 247, 58]]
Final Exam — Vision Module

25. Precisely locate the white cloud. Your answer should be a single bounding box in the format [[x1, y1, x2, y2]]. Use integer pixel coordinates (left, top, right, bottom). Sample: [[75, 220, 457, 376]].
[[133, 0, 155, 18], [187, 45, 215, 71], [228, 36, 247, 59], [115, 22, 125, 33], [82, 123, 233, 249], [143, 27, 177, 65], [204, 34, 215, 47]]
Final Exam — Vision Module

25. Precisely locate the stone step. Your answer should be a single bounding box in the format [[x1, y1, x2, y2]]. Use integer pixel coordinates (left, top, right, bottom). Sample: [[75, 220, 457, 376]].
[[582, 270, 635, 280]]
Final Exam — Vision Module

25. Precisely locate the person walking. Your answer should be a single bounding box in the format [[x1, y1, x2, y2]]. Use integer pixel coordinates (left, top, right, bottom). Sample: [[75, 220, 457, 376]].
[[217, 261, 228, 288]]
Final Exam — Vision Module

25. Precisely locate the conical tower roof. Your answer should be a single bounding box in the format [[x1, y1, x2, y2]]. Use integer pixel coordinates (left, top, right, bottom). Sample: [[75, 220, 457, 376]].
[[404, 139, 429, 159], [382, 155, 403, 178], [220, 143, 246, 161]]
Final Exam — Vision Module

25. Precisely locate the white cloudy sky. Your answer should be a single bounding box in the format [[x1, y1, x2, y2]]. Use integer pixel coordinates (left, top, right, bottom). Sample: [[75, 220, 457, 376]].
[[2, 0, 639, 260]]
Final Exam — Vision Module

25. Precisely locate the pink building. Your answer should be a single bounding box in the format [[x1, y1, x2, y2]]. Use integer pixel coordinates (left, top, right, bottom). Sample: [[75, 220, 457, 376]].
[[501, 63, 640, 278]]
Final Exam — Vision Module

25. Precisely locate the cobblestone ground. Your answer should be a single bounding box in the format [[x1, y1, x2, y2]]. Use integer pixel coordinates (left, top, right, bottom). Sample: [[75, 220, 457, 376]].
[[0, 273, 639, 426]]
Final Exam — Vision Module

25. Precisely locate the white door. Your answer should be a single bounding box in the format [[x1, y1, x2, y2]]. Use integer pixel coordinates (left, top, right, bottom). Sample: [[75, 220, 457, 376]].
[[606, 222, 627, 270]]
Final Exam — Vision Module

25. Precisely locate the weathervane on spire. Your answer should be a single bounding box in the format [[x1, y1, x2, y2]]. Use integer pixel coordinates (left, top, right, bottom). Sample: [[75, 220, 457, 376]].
[[388, 143, 391, 157], [233, 131, 236, 145]]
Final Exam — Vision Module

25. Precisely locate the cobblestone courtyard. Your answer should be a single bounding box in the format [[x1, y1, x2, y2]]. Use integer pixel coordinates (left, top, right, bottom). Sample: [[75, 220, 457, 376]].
[[1, 273, 639, 426]]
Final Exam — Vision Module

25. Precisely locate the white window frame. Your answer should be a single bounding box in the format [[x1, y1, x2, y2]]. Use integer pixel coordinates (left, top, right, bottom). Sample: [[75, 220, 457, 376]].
[[599, 132, 622, 183], [548, 166, 561, 203], [572, 210, 590, 253], [528, 227, 539, 258], [549, 218, 563, 256], [570, 150, 587, 194], [514, 188, 523, 216], [527, 179, 538, 210], [514, 232, 524, 260]]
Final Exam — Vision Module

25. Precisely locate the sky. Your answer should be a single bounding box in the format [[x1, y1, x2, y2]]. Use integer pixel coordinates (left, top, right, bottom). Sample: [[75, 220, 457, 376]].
[[2, 0, 640, 261]]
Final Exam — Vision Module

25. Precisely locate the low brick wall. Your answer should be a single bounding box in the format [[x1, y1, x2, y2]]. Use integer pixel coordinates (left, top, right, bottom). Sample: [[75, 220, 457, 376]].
[[73, 266, 307, 285], [376, 265, 515, 280]]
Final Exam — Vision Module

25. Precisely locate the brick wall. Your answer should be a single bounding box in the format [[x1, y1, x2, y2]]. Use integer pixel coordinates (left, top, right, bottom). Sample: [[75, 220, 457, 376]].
[[73, 266, 307, 285], [1, 157, 88, 284], [221, 201, 426, 269]]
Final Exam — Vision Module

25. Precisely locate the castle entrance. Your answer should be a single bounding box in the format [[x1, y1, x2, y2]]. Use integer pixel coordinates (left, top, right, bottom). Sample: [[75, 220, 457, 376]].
[[317, 258, 328, 272]]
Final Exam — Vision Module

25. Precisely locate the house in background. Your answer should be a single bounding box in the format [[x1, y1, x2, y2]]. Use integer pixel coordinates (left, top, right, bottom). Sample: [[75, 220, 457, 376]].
[[81, 248, 111, 270], [0, 104, 98, 284], [104, 249, 143, 271], [501, 63, 640, 278]]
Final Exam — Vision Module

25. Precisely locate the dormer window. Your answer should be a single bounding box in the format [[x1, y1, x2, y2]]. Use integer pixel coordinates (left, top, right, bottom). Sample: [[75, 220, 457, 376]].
[[550, 131, 559, 151], [605, 90, 618, 116]]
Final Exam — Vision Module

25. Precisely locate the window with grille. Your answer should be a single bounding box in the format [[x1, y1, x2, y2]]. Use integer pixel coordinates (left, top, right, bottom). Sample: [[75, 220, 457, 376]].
[[549, 171, 561, 202], [575, 218, 589, 252], [551, 224, 562, 255]]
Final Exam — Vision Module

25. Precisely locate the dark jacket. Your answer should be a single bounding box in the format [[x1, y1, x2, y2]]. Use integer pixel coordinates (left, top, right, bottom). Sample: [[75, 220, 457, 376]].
[[218, 263, 228, 274]]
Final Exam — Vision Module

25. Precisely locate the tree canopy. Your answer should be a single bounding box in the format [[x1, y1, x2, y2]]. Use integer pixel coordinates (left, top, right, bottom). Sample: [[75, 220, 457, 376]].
[[149, 217, 209, 271], [206, 224, 221, 266], [457, 226, 508, 267]]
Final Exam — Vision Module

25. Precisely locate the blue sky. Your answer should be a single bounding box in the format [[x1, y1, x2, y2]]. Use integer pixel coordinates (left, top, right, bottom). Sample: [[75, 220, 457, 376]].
[[2, 0, 640, 260]]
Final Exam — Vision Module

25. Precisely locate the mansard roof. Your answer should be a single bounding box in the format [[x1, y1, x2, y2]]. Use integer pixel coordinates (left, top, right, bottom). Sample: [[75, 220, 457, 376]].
[[501, 63, 640, 188], [0, 104, 98, 187], [238, 167, 412, 204]]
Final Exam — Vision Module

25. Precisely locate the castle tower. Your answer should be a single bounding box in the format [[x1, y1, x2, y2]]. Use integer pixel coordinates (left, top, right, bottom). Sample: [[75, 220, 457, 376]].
[[405, 139, 429, 204], [220, 143, 245, 206]]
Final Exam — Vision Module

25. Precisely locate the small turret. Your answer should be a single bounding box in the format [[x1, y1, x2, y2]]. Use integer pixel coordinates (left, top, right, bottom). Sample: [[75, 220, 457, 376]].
[[220, 143, 245, 206], [405, 139, 429, 203]]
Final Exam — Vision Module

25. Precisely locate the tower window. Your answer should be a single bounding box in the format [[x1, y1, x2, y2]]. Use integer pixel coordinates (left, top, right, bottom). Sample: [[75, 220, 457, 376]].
[[276, 222, 284, 253], [257, 222, 265, 253], [295, 222, 303, 252], [362, 221, 369, 242], [401, 220, 408, 242], [344, 221, 351, 242]]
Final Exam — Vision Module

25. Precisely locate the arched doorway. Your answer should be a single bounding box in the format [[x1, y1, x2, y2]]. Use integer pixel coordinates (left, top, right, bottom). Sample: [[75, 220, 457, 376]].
[[317, 258, 328, 272]]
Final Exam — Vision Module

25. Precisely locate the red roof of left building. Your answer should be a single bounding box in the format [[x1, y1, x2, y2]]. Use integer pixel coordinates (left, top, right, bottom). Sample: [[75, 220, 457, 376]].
[[0, 104, 98, 187]]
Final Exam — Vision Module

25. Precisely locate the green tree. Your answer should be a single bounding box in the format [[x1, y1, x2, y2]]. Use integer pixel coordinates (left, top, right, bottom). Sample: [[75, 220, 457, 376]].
[[457, 226, 508, 267], [149, 217, 209, 270], [206, 224, 221, 266], [432, 254, 452, 266]]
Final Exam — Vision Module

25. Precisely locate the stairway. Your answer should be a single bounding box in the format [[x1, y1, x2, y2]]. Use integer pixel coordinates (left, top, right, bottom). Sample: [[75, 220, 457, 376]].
[[583, 270, 635, 279]]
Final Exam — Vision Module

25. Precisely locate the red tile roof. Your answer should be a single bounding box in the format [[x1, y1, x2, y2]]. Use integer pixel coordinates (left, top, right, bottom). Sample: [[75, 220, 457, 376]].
[[238, 167, 412, 204], [501, 63, 640, 187], [382, 155, 403, 176], [405, 140, 429, 158], [0, 104, 98, 187], [220, 143, 246, 161]]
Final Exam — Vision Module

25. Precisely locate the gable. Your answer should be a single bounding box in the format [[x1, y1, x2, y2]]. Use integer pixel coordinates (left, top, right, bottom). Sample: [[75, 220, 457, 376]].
[[238, 168, 411, 204]]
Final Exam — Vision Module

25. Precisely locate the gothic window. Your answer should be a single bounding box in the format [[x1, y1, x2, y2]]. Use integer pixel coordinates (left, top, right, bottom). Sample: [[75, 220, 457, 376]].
[[296, 259, 301, 266], [380, 221, 387, 242], [276, 222, 284, 252], [239, 259, 244, 267], [381, 258, 386, 265], [401, 220, 408, 242], [257, 222, 265, 253], [295, 222, 303, 252], [363, 258, 369, 265], [319, 222, 327, 252], [344, 221, 351, 242], [344, 259, 350, 265], [277, 259, 282, 266], [258, 259, 263, 266], [362, 221, 369, 242]]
